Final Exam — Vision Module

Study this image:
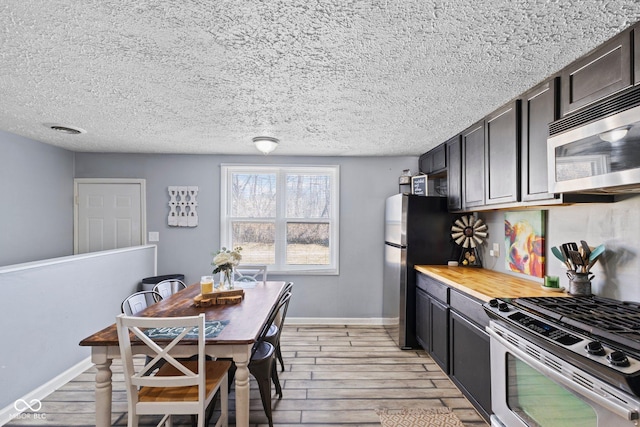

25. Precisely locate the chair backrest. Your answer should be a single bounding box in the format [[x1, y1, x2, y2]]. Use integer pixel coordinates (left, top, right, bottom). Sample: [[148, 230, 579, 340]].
[[121, 290, 163, 315], [116, 313, 207, 408], [153, 279, 187, 300], [273, 282, 293, 328], [281, 282, 293, 297], [275, 283, 292, 329], [233, 265, 267, 285], [254, 291, 292, 356]]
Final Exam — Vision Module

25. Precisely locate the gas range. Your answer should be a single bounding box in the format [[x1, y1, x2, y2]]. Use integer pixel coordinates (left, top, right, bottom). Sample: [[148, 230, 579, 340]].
[[484, 295, 640, 397]]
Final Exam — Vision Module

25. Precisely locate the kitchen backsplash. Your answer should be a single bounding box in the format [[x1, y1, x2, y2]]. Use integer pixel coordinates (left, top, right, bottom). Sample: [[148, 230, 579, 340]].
[[479, 194, 640, 303]]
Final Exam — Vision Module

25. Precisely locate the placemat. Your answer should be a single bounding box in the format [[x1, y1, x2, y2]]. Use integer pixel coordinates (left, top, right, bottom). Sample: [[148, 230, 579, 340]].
[[143, 320, 229, 339]]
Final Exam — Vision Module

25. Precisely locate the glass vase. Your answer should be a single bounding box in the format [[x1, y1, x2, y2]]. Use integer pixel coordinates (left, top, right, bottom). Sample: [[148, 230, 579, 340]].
[[223, 269, 233, 289]]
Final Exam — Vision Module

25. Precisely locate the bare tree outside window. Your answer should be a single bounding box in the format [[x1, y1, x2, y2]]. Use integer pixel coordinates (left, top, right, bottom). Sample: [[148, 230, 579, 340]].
[[285, 174, 331, 264], [222, 166, 339, 273]]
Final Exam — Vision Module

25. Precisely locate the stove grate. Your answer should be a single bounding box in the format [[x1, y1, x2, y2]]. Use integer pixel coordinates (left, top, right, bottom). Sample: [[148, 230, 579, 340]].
[[514, 296, 640, 352]]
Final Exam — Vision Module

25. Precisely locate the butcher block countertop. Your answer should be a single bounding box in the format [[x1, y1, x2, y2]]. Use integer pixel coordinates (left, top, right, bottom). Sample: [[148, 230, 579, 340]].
[[415, 265, 572, 302]]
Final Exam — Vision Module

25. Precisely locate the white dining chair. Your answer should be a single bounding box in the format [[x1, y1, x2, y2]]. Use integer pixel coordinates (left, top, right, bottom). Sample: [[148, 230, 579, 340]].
[[121, 290, 163, 316], [116, 313, 230, 427], [233, 265, 267, 285]]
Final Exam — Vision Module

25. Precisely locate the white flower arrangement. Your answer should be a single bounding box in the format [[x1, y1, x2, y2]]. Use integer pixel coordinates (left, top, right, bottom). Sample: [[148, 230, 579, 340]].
[[212, 246, 242, 274]]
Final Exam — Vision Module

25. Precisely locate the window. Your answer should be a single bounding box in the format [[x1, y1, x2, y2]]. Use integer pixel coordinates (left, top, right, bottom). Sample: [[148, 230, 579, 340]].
[[220, 165, 339, 274]]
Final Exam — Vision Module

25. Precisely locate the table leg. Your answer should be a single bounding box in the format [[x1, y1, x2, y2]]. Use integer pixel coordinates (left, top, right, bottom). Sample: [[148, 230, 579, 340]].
[[93, 349, 113, 427], [233, 345, 252, 427]]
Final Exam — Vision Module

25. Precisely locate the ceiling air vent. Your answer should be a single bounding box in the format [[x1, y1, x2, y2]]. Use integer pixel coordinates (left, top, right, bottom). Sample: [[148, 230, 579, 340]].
[[44, 123, 86, 135]]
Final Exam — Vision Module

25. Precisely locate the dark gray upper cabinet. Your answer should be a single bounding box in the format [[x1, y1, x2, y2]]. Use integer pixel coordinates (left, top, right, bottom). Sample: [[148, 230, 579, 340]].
[[446, 135, 462, 211], [521, 79, 559, 201], [635, 23, 640, 85], [418, 152, 431, 174], [430, 144, 446, 172], [462, 121, 485, 209], [484, 101, 520, 205], [561, 29, 632, 115], [419, 143, 446, 174]]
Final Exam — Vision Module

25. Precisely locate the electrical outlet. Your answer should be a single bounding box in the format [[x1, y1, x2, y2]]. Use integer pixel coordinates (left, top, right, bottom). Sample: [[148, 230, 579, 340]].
[[492, 243, 500, 257]]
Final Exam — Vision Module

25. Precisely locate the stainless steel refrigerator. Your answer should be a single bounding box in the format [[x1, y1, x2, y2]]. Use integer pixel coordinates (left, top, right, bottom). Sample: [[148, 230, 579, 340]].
[[383, 193, 455, 349]]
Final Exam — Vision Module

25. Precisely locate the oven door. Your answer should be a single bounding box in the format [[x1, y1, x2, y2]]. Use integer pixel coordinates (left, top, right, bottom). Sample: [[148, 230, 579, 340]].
[[487, 321, 640, 427]]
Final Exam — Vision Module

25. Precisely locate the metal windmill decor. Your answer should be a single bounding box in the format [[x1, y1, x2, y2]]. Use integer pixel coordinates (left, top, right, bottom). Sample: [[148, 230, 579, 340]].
[[451, 215, 487, 267]]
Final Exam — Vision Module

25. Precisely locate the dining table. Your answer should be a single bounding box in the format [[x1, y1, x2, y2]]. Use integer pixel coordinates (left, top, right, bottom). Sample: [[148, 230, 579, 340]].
[[79, 280, 287, 427]]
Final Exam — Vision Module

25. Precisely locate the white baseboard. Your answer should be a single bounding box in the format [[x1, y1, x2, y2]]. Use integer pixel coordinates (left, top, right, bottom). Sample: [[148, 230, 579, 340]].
[[0, 357, 93, 426], [287, 317, 398, 326]]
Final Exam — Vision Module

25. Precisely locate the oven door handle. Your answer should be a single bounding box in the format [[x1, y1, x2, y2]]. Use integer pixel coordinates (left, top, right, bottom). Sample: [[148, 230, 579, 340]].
[[487, 327, 640, 421]]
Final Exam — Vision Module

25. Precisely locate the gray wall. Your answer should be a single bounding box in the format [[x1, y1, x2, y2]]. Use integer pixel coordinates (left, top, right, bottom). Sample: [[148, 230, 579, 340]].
[[0, 131, 75, 265], [0, 245, 156, 412], [8, 129, 640, 317], [479, 197, 640, 303], [75, 153, 416, 319]]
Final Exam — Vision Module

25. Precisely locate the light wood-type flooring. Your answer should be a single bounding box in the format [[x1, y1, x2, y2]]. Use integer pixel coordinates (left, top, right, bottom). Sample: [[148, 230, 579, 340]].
[[6, 325, 489, 426]]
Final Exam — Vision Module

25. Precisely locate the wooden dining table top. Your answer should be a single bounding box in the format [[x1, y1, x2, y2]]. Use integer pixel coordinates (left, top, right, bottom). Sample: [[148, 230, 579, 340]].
[[79, 281, 287, 347]]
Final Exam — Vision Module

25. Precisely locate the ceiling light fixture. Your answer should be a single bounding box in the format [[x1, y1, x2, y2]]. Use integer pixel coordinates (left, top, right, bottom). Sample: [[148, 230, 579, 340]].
[[44, 123, 86, 135], [599, 127, 629, 143], [253, 136, 279, 154]]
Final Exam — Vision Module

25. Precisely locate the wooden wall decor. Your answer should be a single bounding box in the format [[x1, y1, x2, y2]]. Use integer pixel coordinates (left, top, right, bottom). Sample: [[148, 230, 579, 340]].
[[168, 186, 198, 227]]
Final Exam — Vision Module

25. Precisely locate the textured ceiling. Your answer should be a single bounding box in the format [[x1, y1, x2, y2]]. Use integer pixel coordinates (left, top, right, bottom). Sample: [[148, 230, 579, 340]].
[[1, 1, 639, 156]]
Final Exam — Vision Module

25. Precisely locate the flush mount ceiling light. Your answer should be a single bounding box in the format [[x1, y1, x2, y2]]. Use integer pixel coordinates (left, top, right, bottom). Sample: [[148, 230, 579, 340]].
[[44, 123, 86, 135], [253, 136, 279, 155], [599, 127, 629, 143]]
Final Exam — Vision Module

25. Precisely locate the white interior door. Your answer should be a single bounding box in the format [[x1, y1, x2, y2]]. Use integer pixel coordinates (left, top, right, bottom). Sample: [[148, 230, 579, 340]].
[[74, 179, 146, 254]]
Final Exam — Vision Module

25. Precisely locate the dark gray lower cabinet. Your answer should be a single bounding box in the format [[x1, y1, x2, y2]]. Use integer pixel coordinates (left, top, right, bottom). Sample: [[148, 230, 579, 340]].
[[430, 297, 449, 373], [415, 272, 491, 422], [415, 288, 430, 351], [450, 311, 491, 421]]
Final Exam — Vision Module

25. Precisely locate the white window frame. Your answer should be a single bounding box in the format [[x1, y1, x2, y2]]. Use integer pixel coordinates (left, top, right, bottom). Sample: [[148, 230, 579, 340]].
[[220, 164, 339, 275]]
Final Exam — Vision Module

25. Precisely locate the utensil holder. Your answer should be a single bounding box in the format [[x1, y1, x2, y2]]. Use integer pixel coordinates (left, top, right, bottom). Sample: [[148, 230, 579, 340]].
[[566, 271, 593, 296]]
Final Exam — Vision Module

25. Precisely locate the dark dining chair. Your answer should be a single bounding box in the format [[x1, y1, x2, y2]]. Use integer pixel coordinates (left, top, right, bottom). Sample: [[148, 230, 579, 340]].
[[265, 282, 293, 374], [250, 291, 292, 427], [226, 289, 292, 427]]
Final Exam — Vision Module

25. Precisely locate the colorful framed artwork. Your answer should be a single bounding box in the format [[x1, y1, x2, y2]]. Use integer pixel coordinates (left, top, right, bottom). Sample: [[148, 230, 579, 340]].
[[504, 210, 545, 278]]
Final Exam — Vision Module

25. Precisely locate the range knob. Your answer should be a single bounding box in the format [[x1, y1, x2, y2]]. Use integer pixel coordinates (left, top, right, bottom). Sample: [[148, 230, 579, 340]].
[[607, 351, 630, 367], [498, 302, 510, 312], [585, 341, 606, 356], [489, 299, 500, 308]]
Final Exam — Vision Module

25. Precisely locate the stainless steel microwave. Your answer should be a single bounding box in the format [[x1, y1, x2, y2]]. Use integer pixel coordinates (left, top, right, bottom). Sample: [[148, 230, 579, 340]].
[[547, 89, 640, 194]]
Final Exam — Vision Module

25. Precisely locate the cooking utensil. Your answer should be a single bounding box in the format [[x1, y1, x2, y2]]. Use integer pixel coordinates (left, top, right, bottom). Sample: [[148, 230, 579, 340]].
[[585, 244, 605, 271], [561, 243, 575, 270], [580, 240, 591, 262], [589, 244, 605, 262], [569, 250, 585, 273], [551, 246, 572, 270]]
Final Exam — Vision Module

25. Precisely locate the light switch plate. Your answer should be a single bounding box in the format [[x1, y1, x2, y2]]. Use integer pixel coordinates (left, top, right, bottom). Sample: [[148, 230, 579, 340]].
[[148, 231, 160, 242]]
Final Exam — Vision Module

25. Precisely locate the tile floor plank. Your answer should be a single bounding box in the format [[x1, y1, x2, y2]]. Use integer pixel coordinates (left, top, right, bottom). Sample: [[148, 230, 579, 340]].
[[6, 325, 488, 426]]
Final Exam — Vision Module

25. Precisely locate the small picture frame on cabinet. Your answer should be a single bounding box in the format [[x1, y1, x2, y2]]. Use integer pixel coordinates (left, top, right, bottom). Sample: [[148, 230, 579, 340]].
[[411, 174, 427, 196]]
